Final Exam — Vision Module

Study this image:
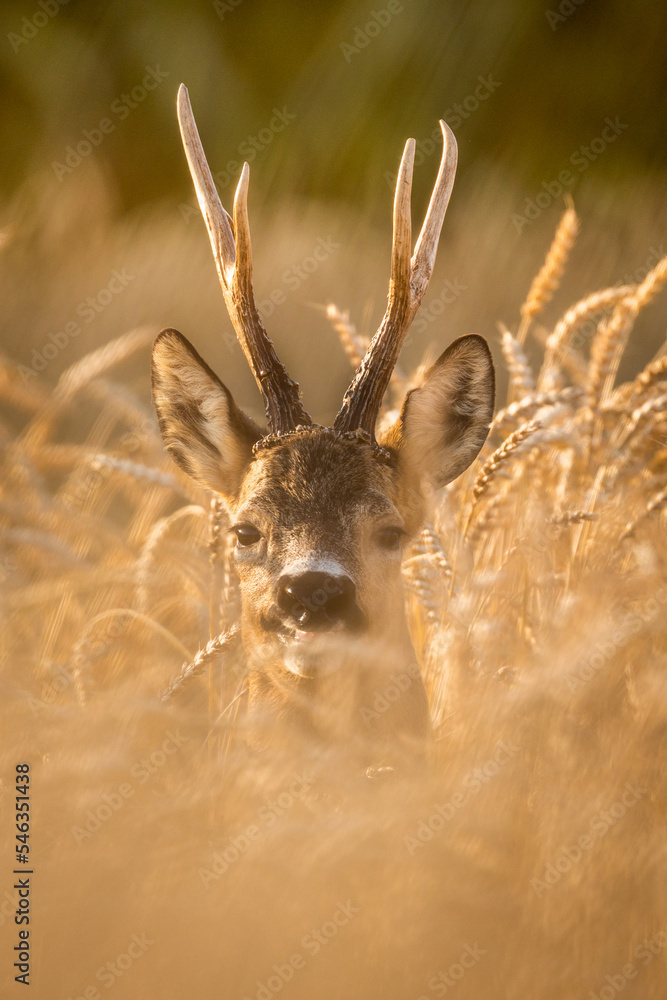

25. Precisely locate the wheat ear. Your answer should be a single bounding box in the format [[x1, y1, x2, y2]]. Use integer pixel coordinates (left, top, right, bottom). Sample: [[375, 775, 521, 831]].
[[325, 302, 367, 369], [538, 285, 635, 392], [325, 300, 406, 390], [491, 386, 583, 437], [620, 485, 667, 541], [500, 324, 535, 399], [471, 419, 543, 505], [159, 623, 242, 702], [588, 258, 667, 413], [517, 200, 579, 345]]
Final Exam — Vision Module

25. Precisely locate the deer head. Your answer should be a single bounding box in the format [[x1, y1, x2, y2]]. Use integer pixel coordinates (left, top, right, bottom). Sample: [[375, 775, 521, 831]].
[[152, 86, 495, 757]]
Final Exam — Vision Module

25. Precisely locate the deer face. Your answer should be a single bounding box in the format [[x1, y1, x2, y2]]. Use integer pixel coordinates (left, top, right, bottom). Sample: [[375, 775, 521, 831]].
[[152, 330, 494, 742], [151, 86, 495, 752], [231, 431, 405, 669]]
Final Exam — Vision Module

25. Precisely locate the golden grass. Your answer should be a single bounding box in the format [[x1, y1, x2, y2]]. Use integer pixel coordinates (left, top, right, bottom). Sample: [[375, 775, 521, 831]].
[[518, 199, 580, 343], [1, 213, 667, 999]]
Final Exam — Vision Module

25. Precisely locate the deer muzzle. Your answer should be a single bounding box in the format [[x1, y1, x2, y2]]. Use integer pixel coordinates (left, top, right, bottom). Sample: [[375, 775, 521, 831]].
[[276, 570, 365, 637]]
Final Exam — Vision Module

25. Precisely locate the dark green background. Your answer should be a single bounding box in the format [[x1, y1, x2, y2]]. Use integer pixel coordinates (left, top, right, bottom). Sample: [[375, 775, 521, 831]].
[[1, 0, 665, 419], [1, 0, 665, 216]]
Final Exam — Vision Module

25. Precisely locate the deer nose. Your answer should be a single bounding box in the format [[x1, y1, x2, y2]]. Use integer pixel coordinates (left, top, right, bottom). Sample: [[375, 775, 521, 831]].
[[277, 571, 358, 631]]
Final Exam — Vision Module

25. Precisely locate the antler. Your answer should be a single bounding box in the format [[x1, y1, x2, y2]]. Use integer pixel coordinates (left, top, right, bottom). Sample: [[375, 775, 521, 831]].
[[333, 122, 458, 437], [177, 84, 311, 435]]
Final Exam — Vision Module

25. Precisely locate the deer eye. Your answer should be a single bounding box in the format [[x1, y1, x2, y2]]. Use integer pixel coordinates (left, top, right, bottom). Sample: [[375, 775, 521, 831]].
[[231, 523, 262, 547], [375, 527, 404, 550]]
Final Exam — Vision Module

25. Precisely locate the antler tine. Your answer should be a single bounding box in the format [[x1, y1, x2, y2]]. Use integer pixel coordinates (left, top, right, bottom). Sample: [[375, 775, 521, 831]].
[[334, 121, 458, 437], [177, 85, 235, 280], [177, 84, 311, 434], [391, 138, 415, 300], [412, 121, 458, 299]]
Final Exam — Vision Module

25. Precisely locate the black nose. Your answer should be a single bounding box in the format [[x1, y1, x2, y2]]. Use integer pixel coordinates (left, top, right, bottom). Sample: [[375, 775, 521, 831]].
[[277, 571, 358, 631]]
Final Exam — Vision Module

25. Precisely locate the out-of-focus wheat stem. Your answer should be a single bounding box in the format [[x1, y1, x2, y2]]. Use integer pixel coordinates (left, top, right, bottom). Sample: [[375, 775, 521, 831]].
[[610, 354, 667, 411], [325, 301, 406, 391], [551, 510, 598, 526], [620, 486, 667, 541], [136, 505, 207, 610], [89, 453, 178, 488], [500, 324, 535, 403], [325, 302, 367, 369], [208, 496, 227, 740], [21, 327, 156, 449]]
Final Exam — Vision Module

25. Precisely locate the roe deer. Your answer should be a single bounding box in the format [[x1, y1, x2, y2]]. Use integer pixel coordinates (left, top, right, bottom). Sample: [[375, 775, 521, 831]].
[[152, 85, 495, 760]]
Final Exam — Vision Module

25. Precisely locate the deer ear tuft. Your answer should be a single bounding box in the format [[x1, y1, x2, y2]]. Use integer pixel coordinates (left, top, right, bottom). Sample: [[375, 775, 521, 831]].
[[151, 329, 263, 499], [385, 334, 495, 488]]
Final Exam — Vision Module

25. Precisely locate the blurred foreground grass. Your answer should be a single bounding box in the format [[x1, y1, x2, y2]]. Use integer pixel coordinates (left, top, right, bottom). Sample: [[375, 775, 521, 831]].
[[1, 179, 666, 995]]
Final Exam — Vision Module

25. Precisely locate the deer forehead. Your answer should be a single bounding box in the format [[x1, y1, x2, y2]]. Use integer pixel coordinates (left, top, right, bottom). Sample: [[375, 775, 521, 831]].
[[233, 433, 402, 533]]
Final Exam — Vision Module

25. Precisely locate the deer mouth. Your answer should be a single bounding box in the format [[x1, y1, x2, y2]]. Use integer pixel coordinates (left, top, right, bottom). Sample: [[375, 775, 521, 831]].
[[256, 611, 365, 677], [261, 604, 367, 647], [278, 627, 350, 679], [277, 622, 347, 646]]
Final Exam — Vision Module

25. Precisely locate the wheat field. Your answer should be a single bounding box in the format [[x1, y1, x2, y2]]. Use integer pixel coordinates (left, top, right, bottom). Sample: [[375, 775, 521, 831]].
[[1, 186, 667, 1000]]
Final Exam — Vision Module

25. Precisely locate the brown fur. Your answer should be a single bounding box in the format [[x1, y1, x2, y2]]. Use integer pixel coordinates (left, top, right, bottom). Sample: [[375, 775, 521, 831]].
[[152, 329, 495, 760]]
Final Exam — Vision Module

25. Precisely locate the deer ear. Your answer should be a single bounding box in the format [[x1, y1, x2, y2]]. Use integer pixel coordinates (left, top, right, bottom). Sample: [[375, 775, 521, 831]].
[[383, 335, 495, 488], [151, 329, 263, 499]]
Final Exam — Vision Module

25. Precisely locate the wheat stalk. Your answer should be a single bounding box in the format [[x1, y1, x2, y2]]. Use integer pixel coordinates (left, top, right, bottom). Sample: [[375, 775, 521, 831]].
[[538, 285, 635, 392], [325, 300, 406, 391], [517, 200, 579, 345], [500, 324, 535, 400], [159, 622, 242, 702], [325, 302, 368, 368], [491, 386, 583, 437], [588, 258, 667, 416], [471, 419, 543, 505], [550, 510, 599, 526], [21, 327, 156, 449], [135, 504, 207, 609], [54, 327, 156, 401], [89, 453, 179, 488], [620, 485, 667, 541], [611, 354, 667, 410]]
